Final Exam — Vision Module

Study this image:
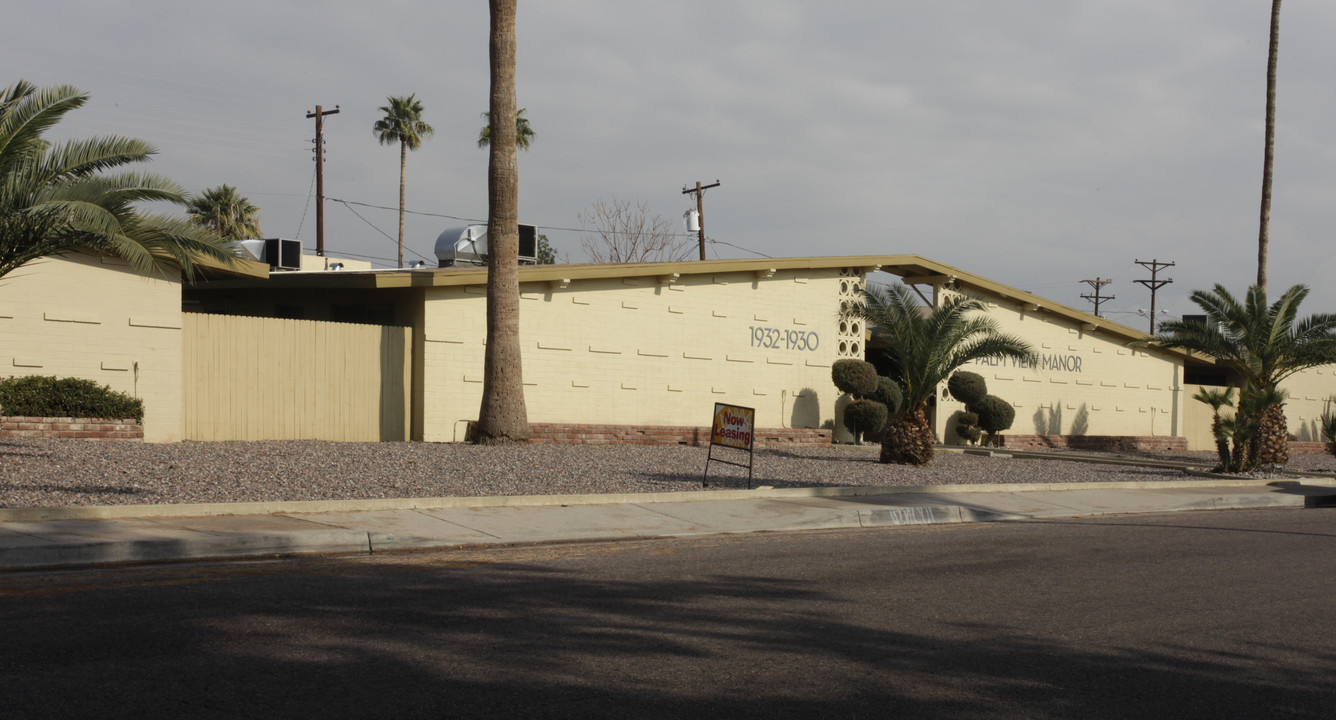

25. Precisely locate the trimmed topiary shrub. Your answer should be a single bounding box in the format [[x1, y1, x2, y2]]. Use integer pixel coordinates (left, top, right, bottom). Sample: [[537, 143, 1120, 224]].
[[870, 377, 903, 416], [0, 375, 144, 423], [955, 410, 981, 445], [843, 400, 888, 444], [831, 359, 879, 397], [974, 394, 1016, 446], [947, 371, 987, 406]]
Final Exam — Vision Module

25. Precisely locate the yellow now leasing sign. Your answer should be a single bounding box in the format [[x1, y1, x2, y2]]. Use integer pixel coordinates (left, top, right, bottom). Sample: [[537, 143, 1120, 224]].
[[704, 403, 757, 488], [711, 403, 755, 451]]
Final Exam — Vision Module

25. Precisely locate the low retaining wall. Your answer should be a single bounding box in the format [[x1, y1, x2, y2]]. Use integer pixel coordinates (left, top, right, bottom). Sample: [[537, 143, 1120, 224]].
[[1287, 441, 1332, 456], [529, 423, 831, 447], [996, 434, 1188, 452], [1, 416, 143, 441]]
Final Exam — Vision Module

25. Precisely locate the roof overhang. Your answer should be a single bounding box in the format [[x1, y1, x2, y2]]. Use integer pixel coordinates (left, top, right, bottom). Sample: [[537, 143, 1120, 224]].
[[189, 253, 1202, 364]]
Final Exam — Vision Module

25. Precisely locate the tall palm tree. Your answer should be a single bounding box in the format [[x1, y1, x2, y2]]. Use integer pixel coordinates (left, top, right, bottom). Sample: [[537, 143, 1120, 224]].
[[185, 184, 262, 241], [1257, 0, 1282, 297], [0, 80, 236, 280], [842, 284, 1032, 465], [477, 107, 534, 150], [1143, 284, 1336, 468], [373, 94, 434, 269], [476, 0, 529, 444]]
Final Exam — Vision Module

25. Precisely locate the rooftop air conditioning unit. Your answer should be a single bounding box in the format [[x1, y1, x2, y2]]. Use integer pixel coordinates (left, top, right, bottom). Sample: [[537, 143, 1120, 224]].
[[434, 224, 538, 267], [263, 238, 302, 271]]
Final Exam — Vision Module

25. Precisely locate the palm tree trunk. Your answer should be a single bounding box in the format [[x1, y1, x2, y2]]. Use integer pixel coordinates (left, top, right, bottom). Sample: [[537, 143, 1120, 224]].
[[880, 409, 936, 465], [476, 0, 529, 444], [1258, 0, 1282, 297], [1255, 403, 1289, 467], [1211, 417, 1231, 472], [398, 140, 407, 269]]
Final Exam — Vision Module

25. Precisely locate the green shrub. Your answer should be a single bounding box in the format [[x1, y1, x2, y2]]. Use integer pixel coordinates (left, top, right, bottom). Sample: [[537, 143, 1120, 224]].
[[843, 400, 888, 443], [869, 377, 903, 415], [947, 371, 988, 406], [974, 394, 1015, 445], [831, 359, 878, 396], [956, 423, 982, 444], [954, 410, 981, 445], [0, 375, 144, 423]]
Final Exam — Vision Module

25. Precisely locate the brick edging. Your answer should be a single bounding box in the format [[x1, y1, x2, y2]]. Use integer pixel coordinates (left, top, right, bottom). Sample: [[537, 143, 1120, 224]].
[[1286, 441, 1333, 456], [996, 434, 1188, 452], [0, 416, 143, 441], [528, 423, 831, 448]]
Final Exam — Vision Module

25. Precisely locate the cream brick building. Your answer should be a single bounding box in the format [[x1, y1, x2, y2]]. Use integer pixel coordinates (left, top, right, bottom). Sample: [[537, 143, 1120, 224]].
[[6, 251, 1333, 450], [0, 252, 265, 442]]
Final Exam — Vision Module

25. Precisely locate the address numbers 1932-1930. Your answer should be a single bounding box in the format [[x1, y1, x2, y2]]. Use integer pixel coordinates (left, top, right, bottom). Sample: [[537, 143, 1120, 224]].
[[750, 326, 820, 351]]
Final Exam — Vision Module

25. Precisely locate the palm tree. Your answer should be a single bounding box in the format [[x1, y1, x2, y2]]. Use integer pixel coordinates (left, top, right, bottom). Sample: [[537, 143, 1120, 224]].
[[842, 284, 1032, 465], [475, 0, 529, 444], [1192, 386, 1236, 472], [185, 184, 262, 241], [373, 94, 434, 269], [477, 107, 534, 150], [1258, 0, 1282, 297], [1143, 284, 1336, 468], [0, 80, 236, 280]]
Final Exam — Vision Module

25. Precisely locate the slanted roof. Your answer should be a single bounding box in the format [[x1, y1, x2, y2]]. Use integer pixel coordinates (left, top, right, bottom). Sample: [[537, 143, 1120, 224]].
[[192, 253, 1204, 362], [191, 252, 270, 280]]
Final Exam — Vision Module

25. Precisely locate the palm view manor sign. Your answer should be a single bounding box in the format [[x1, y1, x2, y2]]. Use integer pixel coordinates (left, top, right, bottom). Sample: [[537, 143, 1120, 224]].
[[974, 351, 1085, 373]]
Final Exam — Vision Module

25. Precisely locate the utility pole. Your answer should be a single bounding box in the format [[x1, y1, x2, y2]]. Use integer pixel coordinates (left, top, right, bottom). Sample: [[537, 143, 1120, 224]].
[[306, 104, 340, 257], [681, 180, 720, 261], [1134, 259, 1175, 334], [1080, 278, 1114, 318]]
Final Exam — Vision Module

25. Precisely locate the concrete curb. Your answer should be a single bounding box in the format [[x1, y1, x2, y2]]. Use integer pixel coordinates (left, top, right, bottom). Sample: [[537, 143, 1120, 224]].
[[2, 482, 1332, 571], [2, 476, 1325, 523], [0, 529, 372, 570]]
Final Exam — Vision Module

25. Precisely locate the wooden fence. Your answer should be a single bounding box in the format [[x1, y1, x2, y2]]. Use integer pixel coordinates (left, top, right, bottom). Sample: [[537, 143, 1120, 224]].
[[182, 313, 411, 441]]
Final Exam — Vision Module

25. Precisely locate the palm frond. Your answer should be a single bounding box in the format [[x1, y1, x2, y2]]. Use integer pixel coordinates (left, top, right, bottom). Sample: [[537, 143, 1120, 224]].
[[843, 284, 1032, 415], [0, 79, 237, 282]]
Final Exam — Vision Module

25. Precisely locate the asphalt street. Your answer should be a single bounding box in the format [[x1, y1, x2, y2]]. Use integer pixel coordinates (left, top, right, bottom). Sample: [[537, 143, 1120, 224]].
[[2, 506, 1334, 719]]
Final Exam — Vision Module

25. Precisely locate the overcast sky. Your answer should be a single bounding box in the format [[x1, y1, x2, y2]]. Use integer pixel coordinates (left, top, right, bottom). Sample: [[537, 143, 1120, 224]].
[[8, 1, 1335, 325]]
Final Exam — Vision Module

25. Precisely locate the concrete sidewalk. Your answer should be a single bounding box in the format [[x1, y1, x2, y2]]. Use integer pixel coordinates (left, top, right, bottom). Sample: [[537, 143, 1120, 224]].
[[2, 478, 1334, 571]]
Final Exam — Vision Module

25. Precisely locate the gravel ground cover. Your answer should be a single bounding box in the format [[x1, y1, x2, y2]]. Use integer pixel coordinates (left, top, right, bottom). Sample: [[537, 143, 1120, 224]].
[[2, 438, 1335, 508]]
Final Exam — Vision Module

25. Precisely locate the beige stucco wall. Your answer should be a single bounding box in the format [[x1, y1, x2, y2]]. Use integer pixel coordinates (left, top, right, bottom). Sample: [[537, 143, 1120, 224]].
[[1276, 368, 1336, 443], [0, 253, 183, 442], [1180, 368, 1336, 451], [419, 267, 866, 442], [931, 284, 1185, 443]]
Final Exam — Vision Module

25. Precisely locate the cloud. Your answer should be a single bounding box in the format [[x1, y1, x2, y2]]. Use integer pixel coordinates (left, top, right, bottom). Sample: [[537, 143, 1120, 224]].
[[4, 0, 1335, 315]]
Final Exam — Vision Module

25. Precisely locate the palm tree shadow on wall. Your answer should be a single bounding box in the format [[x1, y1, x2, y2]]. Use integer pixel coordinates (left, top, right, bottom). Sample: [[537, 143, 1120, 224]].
[[1032, 403, 1091, 439], [1072, 403, 1090, 436], [791, 388, 821, 431], [1032, 405, 1063, 438]]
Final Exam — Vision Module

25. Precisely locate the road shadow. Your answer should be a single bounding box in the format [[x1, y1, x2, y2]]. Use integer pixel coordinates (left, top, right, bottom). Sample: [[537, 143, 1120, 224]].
[[2, 532, 1334, 719]]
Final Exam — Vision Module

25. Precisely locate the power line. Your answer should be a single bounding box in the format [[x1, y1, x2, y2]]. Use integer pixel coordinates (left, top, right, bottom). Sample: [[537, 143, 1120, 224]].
[[1133, 258, 1175, 334], [306, 104, 339, 256], [1080, 278, 1114, 318], [682, 180, 721, 261], [333, 199, 434, 263]]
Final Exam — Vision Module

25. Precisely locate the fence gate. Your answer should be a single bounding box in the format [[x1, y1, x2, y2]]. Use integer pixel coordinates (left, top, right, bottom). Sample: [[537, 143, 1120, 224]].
[[182, 313, 411, 442]]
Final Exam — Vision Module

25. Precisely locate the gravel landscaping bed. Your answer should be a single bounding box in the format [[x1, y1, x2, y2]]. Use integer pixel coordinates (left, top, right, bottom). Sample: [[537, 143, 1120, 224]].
[[3, 438, 1335, 509]]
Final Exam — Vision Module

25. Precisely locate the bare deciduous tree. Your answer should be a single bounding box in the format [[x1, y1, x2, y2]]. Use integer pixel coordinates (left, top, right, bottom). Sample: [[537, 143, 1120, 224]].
[[578, 198, 693, 264]]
